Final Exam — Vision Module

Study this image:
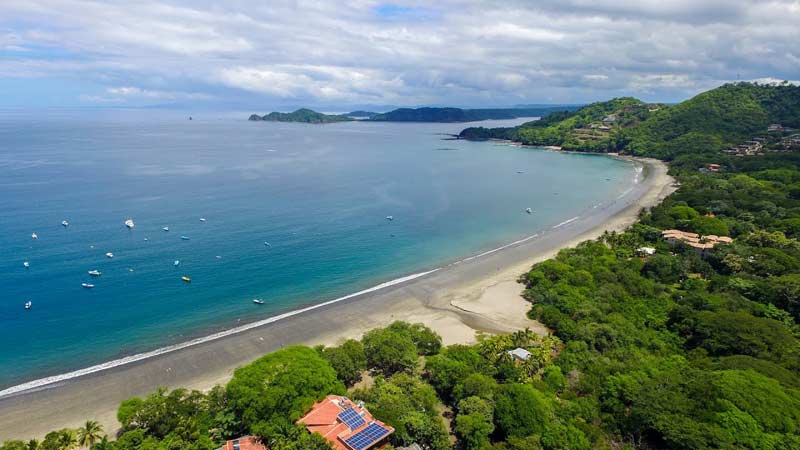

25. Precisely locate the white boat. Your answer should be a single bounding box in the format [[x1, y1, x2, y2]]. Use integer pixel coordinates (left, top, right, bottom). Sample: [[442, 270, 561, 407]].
[[180, 235, 190, 240], [253, 299, 265, 305], [174, 260, 180, 266], [200, 218, 206, 222], [88, 270, 101, 276], [124, 218, 135, 229], [31, 232, 38, 240], [144, 237, 149, 241], [264, 242, 271, 247], [82, 283, 95, 289], [23, 261, 30, 268], [386, 215, 394, 221], [215, 255, 222, 260], [25, 301, 32, 310], [62, 220, 69, 227], [105, 252, 114, 258], [163, 226, 170, 232], [526, 208, 533, 214]]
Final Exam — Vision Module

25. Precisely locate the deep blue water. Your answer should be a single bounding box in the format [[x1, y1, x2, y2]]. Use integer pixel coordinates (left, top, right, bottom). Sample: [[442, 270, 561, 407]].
[[0, 113, 635, 388]]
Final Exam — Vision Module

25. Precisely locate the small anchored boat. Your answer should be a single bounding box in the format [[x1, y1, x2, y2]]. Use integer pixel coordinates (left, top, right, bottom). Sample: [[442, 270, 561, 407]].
[[105, 252, 114, 258], [31, 232, 38, 240], [264, 242, 271, 247], [200, 218, 206, 222], [526, 208, 533, 214], [253, 299, 265, 305], [25, 301, 32, 310], [23, 261, 30, 268], [62, 220, 70, 227], [82, 283, 95, 289], [174, 260, 180, 267], [181, 276, 191, 283], [124, 218, 135, 229], [88, 270, 101, 276], [180, 236, 190, 240], [386, 215, 394, 221], [163, 226, 170, 232]]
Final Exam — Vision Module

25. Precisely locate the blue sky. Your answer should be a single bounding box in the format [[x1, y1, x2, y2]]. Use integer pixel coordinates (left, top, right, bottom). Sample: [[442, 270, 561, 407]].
[[0, 1, 798, 110]]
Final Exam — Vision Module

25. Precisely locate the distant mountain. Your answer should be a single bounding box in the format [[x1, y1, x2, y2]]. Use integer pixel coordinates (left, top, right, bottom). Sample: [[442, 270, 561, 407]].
[[248, 108, 353, 123], [368, 106, 579, 122], [249, 106, 579, 123], [459, 82, 800, 160]]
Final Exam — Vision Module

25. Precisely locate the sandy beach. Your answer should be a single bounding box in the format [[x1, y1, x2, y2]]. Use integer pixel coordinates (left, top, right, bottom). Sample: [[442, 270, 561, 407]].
[[0, 156, 674, 441]]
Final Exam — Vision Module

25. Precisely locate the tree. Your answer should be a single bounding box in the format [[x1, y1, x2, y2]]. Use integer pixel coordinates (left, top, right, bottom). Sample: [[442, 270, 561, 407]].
[[319, 339, 367, 386], [267, 425, 333, 450], [77, 420, 103, 448], [494, 384, 552, 439], [226, 346, 345, 439], [362, 327, 418, 376], [387, 321, 443, 355]]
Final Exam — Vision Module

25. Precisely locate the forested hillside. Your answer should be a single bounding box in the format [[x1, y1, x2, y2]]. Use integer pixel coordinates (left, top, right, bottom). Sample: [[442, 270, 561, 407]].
[[460, 82, 800, 159]]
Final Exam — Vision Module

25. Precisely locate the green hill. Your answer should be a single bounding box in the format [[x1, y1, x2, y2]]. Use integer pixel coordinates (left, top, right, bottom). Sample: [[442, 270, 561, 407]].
[[368, 106, 578, 122], [249, 108, 354, 123], [460, 82, 800, 159]]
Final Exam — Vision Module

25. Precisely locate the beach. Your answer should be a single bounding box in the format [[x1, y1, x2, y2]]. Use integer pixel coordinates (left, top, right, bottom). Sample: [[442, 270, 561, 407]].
[[0, 156, 674, 441]]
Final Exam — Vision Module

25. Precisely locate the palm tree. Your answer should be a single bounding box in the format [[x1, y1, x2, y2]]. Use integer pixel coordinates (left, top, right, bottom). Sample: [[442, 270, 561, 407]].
[[77, 420, 104, 449], [25, 439, 39, 450], [57, 429, 77, 450]]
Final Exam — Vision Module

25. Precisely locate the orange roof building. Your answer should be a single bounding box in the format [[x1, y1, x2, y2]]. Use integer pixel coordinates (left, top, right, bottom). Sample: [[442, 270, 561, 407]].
[[662, 229, 733, 254], [298, 396, 394, 450], [217, 436, 267, 450]]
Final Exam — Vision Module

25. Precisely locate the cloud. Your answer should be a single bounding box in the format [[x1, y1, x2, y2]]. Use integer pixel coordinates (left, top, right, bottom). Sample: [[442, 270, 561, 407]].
[[0, 0, 798, 107]]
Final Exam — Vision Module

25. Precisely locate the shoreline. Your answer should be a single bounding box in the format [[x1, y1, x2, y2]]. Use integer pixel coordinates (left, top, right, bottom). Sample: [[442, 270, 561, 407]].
[[0, 156, 674, 441]]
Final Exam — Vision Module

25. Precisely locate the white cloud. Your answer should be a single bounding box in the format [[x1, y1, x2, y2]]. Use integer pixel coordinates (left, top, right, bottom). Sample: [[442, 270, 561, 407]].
[[0, 0, 798, 106]]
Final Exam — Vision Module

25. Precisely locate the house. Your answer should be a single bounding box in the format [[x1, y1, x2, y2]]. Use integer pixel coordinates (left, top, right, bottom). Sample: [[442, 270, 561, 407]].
[[602, 114, 617, 124], [399, 445, 423, 450], [298, 396, 394, 450], [216, 436, 267, 450], [661, 230, 732, 256], [768, 124, 785, 132], [635, 247, 656, 256], [508, 347, 532, 361], [707, 163, 721, 172]]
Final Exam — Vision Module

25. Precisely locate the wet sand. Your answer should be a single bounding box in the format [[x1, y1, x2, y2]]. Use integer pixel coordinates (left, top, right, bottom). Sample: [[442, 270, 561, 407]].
[[0, 157, 674, 441]]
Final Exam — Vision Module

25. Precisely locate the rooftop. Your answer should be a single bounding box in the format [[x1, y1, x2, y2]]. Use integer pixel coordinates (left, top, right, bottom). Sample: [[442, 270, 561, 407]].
[[217, 436, 267, 450], [298, 396, 394, 450], [508, 347, 532, 361]]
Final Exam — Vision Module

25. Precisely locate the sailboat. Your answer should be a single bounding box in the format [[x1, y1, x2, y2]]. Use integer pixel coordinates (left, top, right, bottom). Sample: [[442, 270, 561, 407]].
[[25, 301, 32, 310], [31, 232, 38, 240], [174, 260, 180, 267]]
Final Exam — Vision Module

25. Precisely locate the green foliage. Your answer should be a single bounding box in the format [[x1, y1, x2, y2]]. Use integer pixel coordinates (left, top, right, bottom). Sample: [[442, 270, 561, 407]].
[[494, 384, 552, 439], [362, 323, 425, 376], [226, 346, 344, 438], [318, 339, 367, 386], [251, 108, 353, 123]]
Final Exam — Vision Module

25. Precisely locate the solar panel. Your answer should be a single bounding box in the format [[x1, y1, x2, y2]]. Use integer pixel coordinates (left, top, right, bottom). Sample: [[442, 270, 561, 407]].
[[337, 407, 366, 430], [344, 423, 391, 450]]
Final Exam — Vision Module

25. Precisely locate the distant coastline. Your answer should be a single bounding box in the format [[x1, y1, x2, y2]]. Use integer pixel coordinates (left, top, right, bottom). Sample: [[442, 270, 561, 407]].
[[248, 105, 578, 123]]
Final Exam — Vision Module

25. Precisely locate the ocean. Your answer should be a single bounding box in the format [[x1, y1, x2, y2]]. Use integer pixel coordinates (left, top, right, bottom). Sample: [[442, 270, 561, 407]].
[[0, 113, 636, 389]]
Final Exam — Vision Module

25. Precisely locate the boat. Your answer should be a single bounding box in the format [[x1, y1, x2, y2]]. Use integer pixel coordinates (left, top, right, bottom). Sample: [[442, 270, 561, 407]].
[[105, 252, 114, 258], [200, 218, 206, 222], [181, 276, 191, 283], [31, 232, 38, 240], [526, 208, 533, 214], [163, 226, 170, 232], [253, 299, 265, 305], [144, 237, 149, 241], [62, 220, 69, 227], [386, 215, 394, 221], [25, 301, 31, 310], [88, 270, 101, 276], [23, 261, 30, 268], [82, 283, 95, 289], [264, 242, 271, 247], [180, 236, 190, 240], [124, 218, 135, 229], [174, 260, 180, 266], [215, 255, 222, 259]]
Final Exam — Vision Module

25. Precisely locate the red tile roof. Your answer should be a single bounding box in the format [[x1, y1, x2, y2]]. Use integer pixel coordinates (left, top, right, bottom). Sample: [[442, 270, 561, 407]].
[[298, 396, 394, 450], [218, 436, 267, 450]]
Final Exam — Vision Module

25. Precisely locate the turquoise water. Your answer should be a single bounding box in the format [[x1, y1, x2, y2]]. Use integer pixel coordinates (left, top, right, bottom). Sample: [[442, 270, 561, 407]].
[[0, 114, 635, 388]]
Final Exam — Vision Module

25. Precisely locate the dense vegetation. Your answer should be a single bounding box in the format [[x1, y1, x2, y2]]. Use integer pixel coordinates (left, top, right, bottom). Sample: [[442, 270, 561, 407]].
[[460, 82, 800, 159], [6, 82, 800, 450]]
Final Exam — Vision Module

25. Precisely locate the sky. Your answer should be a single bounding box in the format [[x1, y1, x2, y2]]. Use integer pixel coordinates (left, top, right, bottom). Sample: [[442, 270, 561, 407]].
[[0, 0, 798, 111]]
